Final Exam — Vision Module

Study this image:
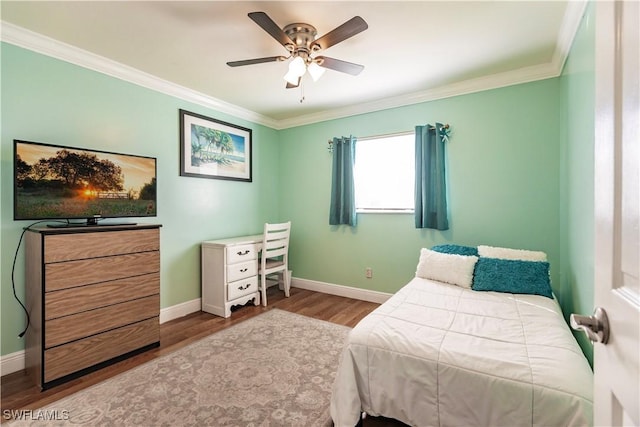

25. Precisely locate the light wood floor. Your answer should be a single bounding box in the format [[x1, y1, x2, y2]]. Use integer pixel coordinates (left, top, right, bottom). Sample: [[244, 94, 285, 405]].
[[1, 287, 406, 426]]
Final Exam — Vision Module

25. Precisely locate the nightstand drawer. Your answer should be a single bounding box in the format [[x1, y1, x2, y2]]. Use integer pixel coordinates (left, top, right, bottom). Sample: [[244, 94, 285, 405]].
[[227, 260, 257, 282], [226, 244, 258, 264], [227, 276, 258, 301]]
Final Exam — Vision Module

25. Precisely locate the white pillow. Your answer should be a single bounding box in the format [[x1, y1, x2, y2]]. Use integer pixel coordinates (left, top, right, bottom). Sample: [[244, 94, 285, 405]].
[[415, 248, 478, 288], [477, 245, 547, 261]]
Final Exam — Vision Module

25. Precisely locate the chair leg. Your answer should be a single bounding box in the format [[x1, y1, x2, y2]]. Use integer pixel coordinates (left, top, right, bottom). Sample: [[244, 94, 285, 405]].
[[261, 273, 268, 307], [284, 269, 291, 297]]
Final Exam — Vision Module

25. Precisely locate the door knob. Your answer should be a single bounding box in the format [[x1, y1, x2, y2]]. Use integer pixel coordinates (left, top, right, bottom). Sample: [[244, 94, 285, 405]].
[[570, 307, 610, 344]]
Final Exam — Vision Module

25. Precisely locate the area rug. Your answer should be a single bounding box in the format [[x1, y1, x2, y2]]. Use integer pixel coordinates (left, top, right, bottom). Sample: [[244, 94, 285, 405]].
[[10, 309, 351, 426]]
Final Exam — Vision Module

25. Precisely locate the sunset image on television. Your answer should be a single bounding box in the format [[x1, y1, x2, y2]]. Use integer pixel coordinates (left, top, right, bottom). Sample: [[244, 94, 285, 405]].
[[15, 141, 157, 220]]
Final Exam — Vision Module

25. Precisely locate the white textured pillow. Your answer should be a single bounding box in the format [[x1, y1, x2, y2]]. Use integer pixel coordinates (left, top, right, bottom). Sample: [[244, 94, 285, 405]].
[[415, 248, 478, 288], [477, 245, 547, 261]]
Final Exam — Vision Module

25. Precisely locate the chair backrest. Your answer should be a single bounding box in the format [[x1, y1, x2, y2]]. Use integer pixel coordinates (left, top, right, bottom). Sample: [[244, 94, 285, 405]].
[[262, 221, 291, 261]]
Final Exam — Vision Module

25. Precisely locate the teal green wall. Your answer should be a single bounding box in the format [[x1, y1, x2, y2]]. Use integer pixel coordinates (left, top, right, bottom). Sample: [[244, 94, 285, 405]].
[[2, 17, 597, 364], [559, 3, 595, 364], [279, 79, 561, 294], [1, 43, 280, 356]]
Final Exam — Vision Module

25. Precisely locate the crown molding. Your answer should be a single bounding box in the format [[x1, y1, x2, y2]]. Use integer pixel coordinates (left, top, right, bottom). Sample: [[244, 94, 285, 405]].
[[552, 0, 588, 74], [0, 21, 280, 129], [2, 1, 587, 131], [277, 61, 560, 129]]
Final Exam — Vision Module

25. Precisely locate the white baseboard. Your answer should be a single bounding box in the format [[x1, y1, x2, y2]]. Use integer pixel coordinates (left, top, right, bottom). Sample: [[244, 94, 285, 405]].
[[159, 298, 201, 324], [291, 277, 392, 304], [1, 279, 387, 376], [0, 350, 25, 377]]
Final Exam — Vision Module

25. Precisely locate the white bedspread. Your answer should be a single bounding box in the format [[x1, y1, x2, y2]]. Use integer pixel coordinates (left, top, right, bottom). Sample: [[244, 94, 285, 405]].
[[330, 277, 593, 427]]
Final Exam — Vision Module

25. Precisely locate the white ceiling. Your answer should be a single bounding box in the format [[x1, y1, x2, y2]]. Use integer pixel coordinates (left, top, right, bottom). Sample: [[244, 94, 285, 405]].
[[1, 1, 586, 129]]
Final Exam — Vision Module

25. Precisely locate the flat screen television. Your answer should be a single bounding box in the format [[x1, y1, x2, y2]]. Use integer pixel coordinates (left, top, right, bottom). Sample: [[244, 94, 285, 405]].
[[14, 140, 157, 226]]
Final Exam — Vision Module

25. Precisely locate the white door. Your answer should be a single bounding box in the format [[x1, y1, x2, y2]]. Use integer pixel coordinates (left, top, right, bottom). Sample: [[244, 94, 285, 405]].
[[593, 1, 640, 426]]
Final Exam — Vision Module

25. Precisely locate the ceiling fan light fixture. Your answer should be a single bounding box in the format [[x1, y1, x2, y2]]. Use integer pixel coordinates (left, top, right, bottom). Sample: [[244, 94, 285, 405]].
[[284, 55, 308, 85], [283, 69, 301, 85], [289, 56, 306, 76], [308, 62, 326, 82]]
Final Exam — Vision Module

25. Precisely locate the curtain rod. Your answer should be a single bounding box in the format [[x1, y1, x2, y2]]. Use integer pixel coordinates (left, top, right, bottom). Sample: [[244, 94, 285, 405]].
[[357, 125, 450, 141], [327, 124, 450, 150], [357, 130, 414, 141]]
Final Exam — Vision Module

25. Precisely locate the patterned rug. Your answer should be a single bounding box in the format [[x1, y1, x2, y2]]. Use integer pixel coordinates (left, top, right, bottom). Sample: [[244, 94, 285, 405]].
[[10, 309, 351, 426]]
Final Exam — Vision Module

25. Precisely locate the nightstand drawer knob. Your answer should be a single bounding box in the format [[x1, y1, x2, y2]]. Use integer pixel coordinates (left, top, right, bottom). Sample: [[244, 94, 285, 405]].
[[237, 250, 250, 256]]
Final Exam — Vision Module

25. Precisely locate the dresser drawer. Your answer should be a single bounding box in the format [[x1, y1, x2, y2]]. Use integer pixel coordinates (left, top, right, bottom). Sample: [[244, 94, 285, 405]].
[[226, 244, 258, 264], [227, 276, 258, 301], [45, 273, 159, 320], [226, 260, 257, 283], [45, 294, 159, 348], [44, 317, 159, 382], [44, 229, 160, 263], [45, 251, 159, 292]]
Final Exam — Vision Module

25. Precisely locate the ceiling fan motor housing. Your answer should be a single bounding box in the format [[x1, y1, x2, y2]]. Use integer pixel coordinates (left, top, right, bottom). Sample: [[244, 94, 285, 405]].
[[283, 23, 318, 61]]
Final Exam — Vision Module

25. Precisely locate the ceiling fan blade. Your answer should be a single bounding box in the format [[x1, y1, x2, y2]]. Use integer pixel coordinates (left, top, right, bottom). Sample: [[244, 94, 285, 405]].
[[315, 56, 364, 76], [311, 16, 368, 51], [286, 77, 301, 89], [248, 12, 294, 50], [227, 56, 285, 67]]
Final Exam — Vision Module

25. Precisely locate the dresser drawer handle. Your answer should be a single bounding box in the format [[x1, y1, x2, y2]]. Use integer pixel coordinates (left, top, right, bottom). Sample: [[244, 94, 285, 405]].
[[239, 268, 248, 272], [237, 250, 250, 256], [238, 283, 251, 290]]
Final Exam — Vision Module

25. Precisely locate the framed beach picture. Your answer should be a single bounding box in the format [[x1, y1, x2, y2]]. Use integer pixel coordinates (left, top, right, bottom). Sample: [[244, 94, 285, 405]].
[[179, 109, 252, 182]]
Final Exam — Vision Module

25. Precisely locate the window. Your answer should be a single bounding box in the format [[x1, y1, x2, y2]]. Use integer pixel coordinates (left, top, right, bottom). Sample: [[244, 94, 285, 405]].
[[354, 132, 415, 212]]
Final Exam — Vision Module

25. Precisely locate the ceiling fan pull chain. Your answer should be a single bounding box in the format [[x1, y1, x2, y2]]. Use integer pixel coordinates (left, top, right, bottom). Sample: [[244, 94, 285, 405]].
[[299, 80, 305, 104]]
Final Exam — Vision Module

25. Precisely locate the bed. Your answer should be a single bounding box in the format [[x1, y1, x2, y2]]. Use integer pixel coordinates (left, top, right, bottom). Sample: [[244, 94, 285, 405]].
[[330, 246, 593, 427]]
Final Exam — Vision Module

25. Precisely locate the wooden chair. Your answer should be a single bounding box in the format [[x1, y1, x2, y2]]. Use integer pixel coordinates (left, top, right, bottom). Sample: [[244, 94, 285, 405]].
[[258, 221, 291, 307]]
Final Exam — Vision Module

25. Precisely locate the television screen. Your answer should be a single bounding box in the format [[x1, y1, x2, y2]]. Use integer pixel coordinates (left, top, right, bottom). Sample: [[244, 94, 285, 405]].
[[14, 140, 157, 224]]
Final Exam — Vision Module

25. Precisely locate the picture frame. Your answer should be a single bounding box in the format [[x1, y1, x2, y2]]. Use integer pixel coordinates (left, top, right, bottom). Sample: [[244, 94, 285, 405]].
[[179, 109, 252, 182]]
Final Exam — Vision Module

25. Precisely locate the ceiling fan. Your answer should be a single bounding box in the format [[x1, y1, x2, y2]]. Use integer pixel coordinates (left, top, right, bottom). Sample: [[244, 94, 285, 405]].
[[227, 12, 368, 88]]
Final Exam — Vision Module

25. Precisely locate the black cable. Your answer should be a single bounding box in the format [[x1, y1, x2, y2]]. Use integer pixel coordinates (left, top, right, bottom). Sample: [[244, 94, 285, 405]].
[[12, 220, 68, 338]]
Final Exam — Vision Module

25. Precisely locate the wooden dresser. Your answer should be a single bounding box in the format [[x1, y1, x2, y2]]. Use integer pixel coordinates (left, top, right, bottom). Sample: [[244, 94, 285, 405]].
[[201, 234, 262, 318], [24, 224, 161, 389]]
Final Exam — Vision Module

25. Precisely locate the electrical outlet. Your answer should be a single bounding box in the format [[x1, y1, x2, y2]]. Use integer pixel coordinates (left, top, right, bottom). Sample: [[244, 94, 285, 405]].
[[365, 267, 373, 278]]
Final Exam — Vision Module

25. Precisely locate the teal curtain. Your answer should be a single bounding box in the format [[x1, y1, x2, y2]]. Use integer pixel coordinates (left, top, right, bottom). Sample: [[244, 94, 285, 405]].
[[329, 136, 357, 226], [415, 124, 449, 230]]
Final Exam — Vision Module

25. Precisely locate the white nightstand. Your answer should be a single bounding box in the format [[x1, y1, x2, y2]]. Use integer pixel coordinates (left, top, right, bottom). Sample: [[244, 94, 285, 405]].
[[201, 234, 262, 317]]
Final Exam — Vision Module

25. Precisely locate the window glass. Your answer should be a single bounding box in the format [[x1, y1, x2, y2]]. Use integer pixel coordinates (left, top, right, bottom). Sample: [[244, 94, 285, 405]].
[[354, 133, 415, 212]]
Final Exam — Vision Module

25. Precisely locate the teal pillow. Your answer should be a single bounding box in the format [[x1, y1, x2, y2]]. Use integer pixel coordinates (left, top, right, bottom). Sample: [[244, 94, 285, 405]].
[[472, 258, 553, 299], [431, 244, 478, 257]]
